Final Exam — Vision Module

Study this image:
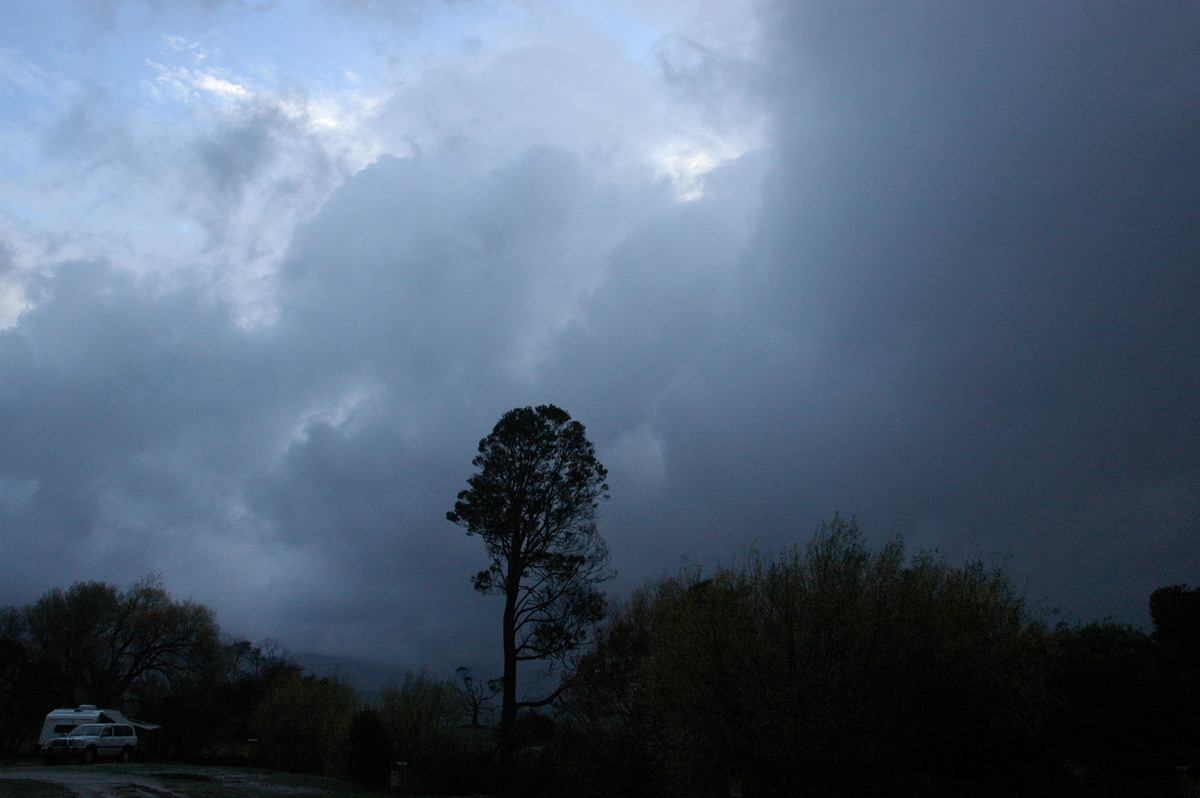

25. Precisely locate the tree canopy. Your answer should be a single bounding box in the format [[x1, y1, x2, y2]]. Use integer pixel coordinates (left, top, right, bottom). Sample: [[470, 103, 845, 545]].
[[568, 516, 1053, 798], [22, 574, 221, 708]]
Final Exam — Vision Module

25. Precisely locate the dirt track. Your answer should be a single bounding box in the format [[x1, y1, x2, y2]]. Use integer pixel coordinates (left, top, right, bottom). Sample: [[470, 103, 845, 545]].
[[0, 762, 377, 798], [0, 762, 191, 797]]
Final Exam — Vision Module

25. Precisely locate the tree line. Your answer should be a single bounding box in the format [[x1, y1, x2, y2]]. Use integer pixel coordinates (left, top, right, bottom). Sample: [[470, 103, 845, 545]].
[[1, 404, 1197, 797], [0, 574, 492, 790], [1, 536, 1194, 796], [559, 520, 1200, 798]]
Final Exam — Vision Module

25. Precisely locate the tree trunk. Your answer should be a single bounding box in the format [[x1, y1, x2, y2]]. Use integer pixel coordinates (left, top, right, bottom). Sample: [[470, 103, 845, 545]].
[[498, 573, 520, 795]]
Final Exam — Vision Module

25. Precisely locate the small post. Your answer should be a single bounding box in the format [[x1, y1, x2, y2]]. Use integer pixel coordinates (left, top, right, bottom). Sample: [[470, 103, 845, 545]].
[[390, 761, 409, 794]]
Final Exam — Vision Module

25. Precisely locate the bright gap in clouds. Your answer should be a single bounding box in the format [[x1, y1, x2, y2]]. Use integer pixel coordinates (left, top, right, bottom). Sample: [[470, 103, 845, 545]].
[[0, 0, 765, 332]]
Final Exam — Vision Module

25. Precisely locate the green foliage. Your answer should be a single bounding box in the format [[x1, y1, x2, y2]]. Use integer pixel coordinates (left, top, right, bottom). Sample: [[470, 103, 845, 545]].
[[572, 516, 1052, 798], [377, 670, 466, 765], [249, 670, 358, 777], [564, 583, 655, 730], [376, 670, 492, 795], [136, 637, 300, 761]]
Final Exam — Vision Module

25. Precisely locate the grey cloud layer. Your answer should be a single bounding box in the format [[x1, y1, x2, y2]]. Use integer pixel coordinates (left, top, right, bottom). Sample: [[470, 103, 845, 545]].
[[2, 1, 1197, 673], [744, 1, 1200, 612]]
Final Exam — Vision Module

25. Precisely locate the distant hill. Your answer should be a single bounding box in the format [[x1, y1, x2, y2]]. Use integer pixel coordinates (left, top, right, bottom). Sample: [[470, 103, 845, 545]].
[[293, 652, 409, 700]]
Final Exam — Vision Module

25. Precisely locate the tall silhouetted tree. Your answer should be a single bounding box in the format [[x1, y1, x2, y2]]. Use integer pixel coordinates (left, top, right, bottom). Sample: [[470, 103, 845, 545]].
[[447, 404, 613, 785]]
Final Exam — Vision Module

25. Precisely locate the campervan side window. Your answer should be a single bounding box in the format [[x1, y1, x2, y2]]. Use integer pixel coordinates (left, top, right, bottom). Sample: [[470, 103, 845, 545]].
[[54, 724, 76, 734]]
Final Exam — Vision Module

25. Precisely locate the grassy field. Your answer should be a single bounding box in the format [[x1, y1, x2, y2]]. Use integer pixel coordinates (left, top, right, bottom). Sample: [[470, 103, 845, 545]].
[[0, 778, 78, 798]]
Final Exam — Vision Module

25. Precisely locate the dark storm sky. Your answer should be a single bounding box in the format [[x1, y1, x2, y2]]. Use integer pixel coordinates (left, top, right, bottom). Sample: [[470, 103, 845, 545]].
[[1, 1, 1196, 675]]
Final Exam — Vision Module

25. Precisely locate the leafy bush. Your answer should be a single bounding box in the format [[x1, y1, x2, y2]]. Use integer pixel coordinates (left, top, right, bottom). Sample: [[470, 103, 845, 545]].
[[571, 516, 1052, 798], [250, 670, 358, 777]]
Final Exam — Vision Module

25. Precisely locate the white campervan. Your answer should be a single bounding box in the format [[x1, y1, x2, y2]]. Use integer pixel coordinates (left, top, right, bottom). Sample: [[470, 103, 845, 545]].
[[38, 706, 136, 757]]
